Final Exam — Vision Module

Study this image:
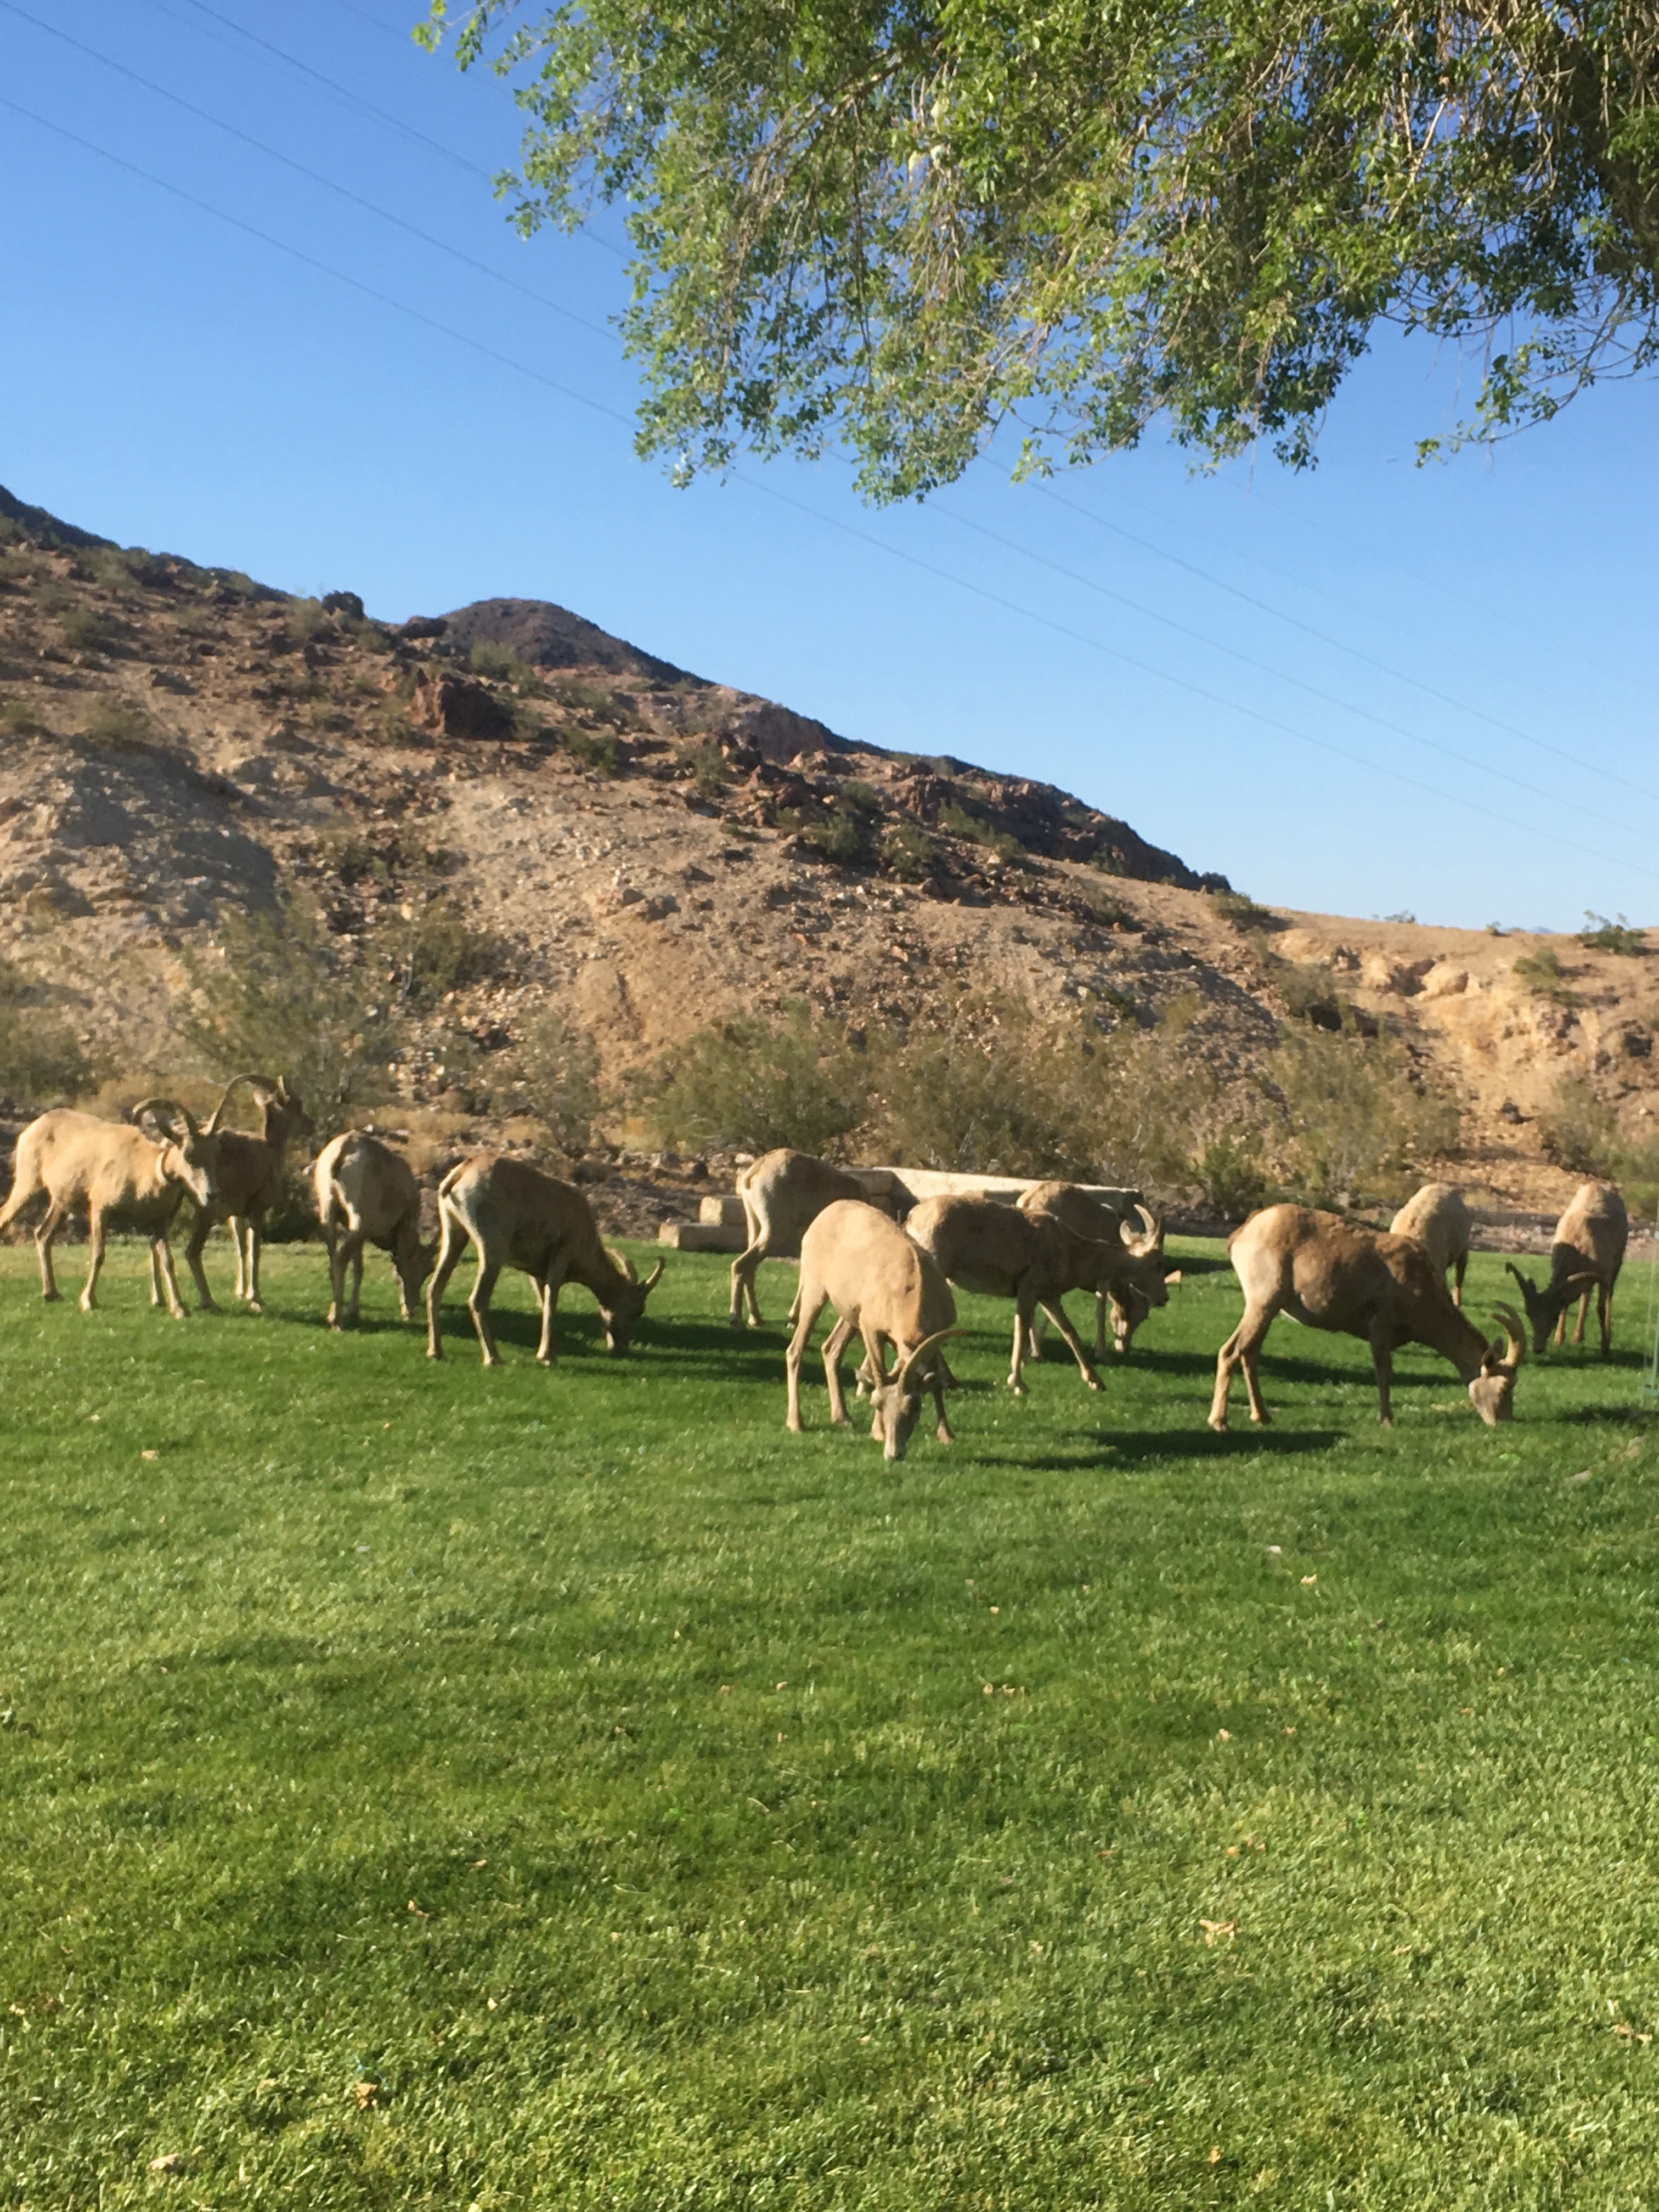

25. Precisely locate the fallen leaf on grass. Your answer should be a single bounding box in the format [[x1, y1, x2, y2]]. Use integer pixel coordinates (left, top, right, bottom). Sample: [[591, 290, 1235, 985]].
[[1216, 1729, 1232, 1742], [140, 1449, 159, 1462], [1568, 1469, 1593, 1484], [353, 2081, 379, 2109], [1208, 2147, 1222, 2165], [1300, 1575, 1318, 1588], [1199, 1919, 1238, 1946], [1613, 2022, 1652, 2044], [148, 2152, 189, 2174], [407, 1900, 428, 1917]]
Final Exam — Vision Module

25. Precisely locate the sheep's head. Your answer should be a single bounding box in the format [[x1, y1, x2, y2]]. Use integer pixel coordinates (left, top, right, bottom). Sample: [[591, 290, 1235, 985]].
[[1504, 1261, 1598, 1353], [396, 1232, 440, 1317], [131, 1098, 221, 1209], [1467, 1304, 1526, 1425], [599, 1249, 666, 1351], [867, 1330, 957, 1461]]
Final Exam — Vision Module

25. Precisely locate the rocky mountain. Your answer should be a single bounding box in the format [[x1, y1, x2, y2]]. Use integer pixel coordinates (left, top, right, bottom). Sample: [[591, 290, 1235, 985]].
[[0, 483, 1654, 1226]]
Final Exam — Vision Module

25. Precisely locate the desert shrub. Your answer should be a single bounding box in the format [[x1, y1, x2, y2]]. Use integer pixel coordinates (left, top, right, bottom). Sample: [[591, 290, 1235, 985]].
[[287, 598, 330, 643], [879, 820, 942, 881], [1248, 933, 1347, 1029], [1577, 911, 1647, 956], [640, 1001, 865, 1158], [1209, 888, 1279, 932], [59, 606, 118, 653], [470, 641, 516, 679], [179, 896, 391, 1135], [510, 1009, 602, 1158], [83, 697, 153, 751], [2, 698, 46, 736], [0, 957, 94, 1106], [387, 898, 507, 1003], [1537, 1077, 1621, 1176], [1266, 1022, 1459, 1208], [679, 737, 730, 798], [1191, 1134, 1268, 1221], [840, 780, 883, 812], [792, 791, 875, 865], [563, 727, 620, 776], [938, 799, 1025, 865], [1513, 945, 1576, 1001], [867, 995, 1094, 1177]]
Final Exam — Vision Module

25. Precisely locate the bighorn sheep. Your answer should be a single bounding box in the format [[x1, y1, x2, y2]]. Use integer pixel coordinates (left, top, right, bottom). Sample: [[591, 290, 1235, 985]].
[[313, 1130, 434, 1328], [907, 1193, 1168, 1393], [786, 1199, 958, 1459], [1389, 1182, 1472, 1306], [427, 1153, 665, 1366], [0, 1098, 224, 1318], [172, 1074, 315, 1312], [1210, 1203, 1525, 1430], [729, 1149, 876, 1328], [1018, 1182, 1178, 1357], [1505, 1178, 1628, 1355]]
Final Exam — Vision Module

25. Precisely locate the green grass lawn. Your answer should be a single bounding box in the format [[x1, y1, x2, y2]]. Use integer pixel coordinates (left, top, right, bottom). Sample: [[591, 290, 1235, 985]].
[[3, 1233, 1658, 2209]]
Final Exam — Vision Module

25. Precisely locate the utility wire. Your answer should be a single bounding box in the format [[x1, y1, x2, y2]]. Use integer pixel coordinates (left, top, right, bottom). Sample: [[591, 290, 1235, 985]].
[[1032, 481, 1659, 806], [928, 495, 1655, 838], [157, 0, 628, 257], [3, 88, 1655, 886], [0, 0, 617, 346]]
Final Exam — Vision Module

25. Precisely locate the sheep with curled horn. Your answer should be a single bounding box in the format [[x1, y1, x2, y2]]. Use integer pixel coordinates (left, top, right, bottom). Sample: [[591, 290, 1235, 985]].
[[426, 1153, 665, 1367], [1210, 1203, 1526, 1431], [786, 1199, 958, 1460], [167, 1072, 317, 1312], [1504, 1178, 1627, 1357], [1017, 1182, 1180, 1359], [0, 1092, 227, 1318]]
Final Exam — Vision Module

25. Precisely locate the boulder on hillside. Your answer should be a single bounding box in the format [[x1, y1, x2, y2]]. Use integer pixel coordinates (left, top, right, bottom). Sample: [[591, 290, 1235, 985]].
[[411, 672, 514, 743], [442, 596, 691, 685]]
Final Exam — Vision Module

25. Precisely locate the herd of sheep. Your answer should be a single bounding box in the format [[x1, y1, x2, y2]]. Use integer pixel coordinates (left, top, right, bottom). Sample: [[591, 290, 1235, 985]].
[[0, 1077, 1632, 1459]]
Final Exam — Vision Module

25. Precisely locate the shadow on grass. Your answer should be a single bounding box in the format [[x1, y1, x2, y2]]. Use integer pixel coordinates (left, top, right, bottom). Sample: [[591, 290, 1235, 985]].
[[969, 1425, 1345, 1471]]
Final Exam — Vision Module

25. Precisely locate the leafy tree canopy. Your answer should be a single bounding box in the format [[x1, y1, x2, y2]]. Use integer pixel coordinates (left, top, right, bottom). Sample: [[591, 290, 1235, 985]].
[[422, 1, 1659, 499]]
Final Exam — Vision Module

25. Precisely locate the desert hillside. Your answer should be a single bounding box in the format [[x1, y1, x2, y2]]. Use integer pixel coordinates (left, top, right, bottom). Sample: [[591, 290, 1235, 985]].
[[0, 482, 1654, 1226]]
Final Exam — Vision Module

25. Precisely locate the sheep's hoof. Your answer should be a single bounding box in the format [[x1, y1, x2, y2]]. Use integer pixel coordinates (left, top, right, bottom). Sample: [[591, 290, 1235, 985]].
[[41, 1290, 61, 1304], [426, 1348, 444, 1362], [1083, 1372, 1103, 1392], [936, 1423, 955, 1444], [245, 1298, 264, 1314], [1207, 1414, 1229, 1432], [831, 1410, 851, 1428]]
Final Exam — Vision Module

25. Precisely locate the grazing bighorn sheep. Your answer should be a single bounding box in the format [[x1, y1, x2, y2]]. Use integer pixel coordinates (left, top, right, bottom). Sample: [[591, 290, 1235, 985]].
[[427, 1153, 665, 1366], [0, 1098, 225, 1318], [1018, 1182, 1178, 1357], [313, 1130, 434, 1328], [1389, 1182, 1472, 1306], [171, 1074, 315, 1312], [1210, 1203, 1525, 1430], [786, 1199, 958, 1460], [1505, 1178, 1628, 1356], [729, 1149, 876, 1328], [907, 1193, 1167, 1394]]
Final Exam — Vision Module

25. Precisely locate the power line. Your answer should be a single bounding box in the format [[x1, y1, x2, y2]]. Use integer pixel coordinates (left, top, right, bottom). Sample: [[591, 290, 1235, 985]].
[[0, 0, 617, 348], [926, 496, 1655, 840], [3, 89, 1655, 885], [1032, 481, 1659, 807], [155, 0, 628, 258]]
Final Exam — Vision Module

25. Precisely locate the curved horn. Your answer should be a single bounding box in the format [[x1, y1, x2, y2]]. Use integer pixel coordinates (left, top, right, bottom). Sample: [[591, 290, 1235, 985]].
[[897, 1327, 961, 1392], [1491, 1302, 1527, 1367], [1504, 1260, 1534, 1296], [205, 1073, 273, 1133], [642, 1257, 665, 1293], [128, 1096, 194, 1140], [607, 1247, 639, 1283], [1119, 1203, 1159, 1257]]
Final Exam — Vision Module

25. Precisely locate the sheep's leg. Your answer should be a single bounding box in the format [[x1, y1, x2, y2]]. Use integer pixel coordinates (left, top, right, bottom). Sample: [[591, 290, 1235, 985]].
[[425, 1212, 471, 1361], [350, 1241, 365, 1323], [466, 1256, 504, 1367], [1554, 1305, 1567, 1348], [183, 1205, 220, 1313], [1368, 1316, 1395, 1428], [152, 1236, 188, 1321], [1452, 1252, 1468, 1307], [80, 1210, 109, 1313], [322, 1228, 343, 1329], [534, 1265, 570, 1365], [729, 1237, 768, 1328], [1572, 1289, 1591, 1346], [1210, 1305, 1276, 1431], [241, 1217, 266, 1311], [1096, 1291, 1109, 1362], [148, 1244, 165, 1307], [819, 1315, 861, 1425], [1028, 1308, 1049, 1358], [230, 1215, 249, 1302], [33, 1200, 66, 1301], [785, 1283, 829, 1432], [930, 1361, 955, 1445], [1008, 1302, 1031, 1393], [1035, 1295, 1102, 1391], [1599, 1282, 1613, 1358]]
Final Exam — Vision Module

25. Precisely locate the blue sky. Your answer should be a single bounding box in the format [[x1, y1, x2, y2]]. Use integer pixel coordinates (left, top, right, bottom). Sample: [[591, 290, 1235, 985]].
[[3, 0, 1656, 930]]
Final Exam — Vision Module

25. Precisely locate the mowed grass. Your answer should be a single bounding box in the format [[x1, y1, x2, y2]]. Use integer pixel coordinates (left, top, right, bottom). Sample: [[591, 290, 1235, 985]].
[[3, 1235, 1659, 2210]]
